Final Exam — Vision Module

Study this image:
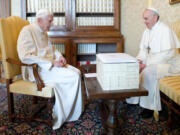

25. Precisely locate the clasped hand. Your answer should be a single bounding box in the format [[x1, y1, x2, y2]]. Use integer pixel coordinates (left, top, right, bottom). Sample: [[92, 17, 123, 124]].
[[53, 56, 67, 67]]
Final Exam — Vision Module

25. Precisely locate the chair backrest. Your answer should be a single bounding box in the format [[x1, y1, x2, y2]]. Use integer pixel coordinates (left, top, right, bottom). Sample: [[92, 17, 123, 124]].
[[0, 16, 29, 79], [171, 20, 180, 54]]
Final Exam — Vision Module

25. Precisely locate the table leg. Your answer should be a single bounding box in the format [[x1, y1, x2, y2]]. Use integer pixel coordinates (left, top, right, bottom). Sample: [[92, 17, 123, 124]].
[[106, 100, 118, 135]]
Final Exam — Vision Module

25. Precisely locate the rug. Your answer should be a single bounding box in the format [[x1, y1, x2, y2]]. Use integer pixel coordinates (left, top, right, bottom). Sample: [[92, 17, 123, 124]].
[[0, 84, 180, 135]]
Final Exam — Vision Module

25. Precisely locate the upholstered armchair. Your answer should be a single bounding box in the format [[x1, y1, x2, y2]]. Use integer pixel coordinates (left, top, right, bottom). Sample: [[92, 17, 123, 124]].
[[0, 16, 54, 126], [154, 20, 180, 123]]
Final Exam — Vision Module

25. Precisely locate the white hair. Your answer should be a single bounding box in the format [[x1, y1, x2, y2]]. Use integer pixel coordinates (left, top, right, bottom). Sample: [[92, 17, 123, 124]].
[[36, 9, 53, 19]]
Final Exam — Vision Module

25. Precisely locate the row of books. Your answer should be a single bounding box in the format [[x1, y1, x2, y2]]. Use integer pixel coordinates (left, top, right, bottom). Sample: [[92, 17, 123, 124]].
[[52, 43, 97, 54], [76, 0, 114, 13], [77, 61, 96, 66], [77, 17, 114, 26], [27, 0, 65, 13], [52, 17, 65, 26], [78, 43, 96, 54], [27, 16, 114, 26], [27, 17, 65, 25], [26, 0, 114, 13], [52, 43, 65, 54]]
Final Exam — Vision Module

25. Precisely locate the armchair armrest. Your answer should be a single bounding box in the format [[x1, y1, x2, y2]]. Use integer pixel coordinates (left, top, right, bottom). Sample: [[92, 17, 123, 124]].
[[6, 58, 45, 91]]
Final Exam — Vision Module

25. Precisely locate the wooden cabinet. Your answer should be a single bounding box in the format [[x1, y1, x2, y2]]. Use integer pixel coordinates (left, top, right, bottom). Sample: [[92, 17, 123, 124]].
[[21, 0, 124, 67], [71, 38, 123, 67]]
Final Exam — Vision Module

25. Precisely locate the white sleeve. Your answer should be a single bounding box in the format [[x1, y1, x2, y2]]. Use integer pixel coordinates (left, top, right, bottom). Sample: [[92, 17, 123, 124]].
[[148, 49, 176, 65]]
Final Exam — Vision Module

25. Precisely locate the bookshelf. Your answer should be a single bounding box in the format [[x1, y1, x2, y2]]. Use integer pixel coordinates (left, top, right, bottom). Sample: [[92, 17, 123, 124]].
[[21, 0, 124, 67], [72, 38, 123, 68]]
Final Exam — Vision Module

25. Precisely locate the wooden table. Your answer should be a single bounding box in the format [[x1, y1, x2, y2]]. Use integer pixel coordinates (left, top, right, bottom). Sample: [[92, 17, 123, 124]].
[[83, 75, 148, 135]]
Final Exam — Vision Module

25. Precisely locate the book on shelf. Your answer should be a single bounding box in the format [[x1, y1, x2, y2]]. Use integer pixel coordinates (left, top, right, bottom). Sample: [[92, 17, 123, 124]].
[[78, 43, 96, 54], [77, 17, 114, 26], [52, 43, 65, 54], [77, 61, 96, 66]]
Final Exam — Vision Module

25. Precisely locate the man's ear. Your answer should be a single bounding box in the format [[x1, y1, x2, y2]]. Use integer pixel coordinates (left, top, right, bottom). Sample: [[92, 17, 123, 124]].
[[154, 15, 159, 22], [37, 18, 41, 23]]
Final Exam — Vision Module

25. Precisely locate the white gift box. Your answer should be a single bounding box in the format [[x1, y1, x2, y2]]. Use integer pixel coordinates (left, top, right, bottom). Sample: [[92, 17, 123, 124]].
[[96, 53, 139, 91]]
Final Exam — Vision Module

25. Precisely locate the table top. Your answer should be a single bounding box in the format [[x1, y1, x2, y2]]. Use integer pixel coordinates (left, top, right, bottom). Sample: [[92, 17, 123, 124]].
[[84, 76, 148, 100]]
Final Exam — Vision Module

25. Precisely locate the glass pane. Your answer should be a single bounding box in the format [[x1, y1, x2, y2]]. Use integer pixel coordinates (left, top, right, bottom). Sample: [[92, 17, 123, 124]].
[[76, 0, 114, 13], [27, 0, 65, 13], [77, 43, 96, 54], [76, 0, 114, 26], [97, 43, 116, 53], [77, 17, 114, 26], [52, 43, 65, 55], [53, 17, 65, 26], [77, 43, 97, 66]]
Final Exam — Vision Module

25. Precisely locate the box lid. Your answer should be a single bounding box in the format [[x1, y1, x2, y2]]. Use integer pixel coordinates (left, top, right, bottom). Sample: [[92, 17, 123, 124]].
[[96, 53, 138, 64]]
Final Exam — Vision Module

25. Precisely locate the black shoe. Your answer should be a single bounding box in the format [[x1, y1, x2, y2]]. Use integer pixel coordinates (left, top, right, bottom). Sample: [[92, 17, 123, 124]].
[[127, 104, 137, 107], [140, 109, 153, 119]]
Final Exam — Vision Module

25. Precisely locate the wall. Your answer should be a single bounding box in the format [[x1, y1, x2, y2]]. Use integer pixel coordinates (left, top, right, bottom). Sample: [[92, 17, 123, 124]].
[[11, 0, 180, 56], [121, 0, 180, 56]]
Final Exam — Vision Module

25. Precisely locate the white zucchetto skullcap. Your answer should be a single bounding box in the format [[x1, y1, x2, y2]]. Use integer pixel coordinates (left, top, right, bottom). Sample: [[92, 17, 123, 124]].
[[146, 7, 159, 16], [36, 9, 53, 19]]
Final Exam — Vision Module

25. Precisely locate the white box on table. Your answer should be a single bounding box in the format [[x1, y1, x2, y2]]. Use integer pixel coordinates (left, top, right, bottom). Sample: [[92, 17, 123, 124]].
[[96, 53, 139, 91]]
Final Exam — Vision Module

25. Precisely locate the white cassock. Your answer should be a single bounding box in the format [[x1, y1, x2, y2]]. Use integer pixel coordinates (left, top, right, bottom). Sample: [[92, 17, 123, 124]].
[[17, 23, 83, 130], [126, 21, 180, 111]]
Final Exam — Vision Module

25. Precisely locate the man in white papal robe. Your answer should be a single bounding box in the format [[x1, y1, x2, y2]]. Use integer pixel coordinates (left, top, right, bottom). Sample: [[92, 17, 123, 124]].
[[17, 9, 83, 130], [126, 8, 180, 118]]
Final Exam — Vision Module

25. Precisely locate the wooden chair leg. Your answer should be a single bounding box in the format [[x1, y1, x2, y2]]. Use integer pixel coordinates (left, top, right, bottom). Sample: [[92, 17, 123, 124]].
[[7, 92, 14, 122], [167, 101, 173, 127], [47, 98, 53, 128], [6, 79, 14, 122], [153, 110, 159, 121]]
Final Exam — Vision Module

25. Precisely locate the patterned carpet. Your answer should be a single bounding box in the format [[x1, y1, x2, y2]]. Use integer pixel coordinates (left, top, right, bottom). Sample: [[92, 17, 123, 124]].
[[0, 84, 180, 135]]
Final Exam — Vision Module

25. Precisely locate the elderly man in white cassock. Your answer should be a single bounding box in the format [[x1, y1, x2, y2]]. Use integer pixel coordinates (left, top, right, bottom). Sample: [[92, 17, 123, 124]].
[[126, 8, 180, 119], [17, 9, 83, 130]]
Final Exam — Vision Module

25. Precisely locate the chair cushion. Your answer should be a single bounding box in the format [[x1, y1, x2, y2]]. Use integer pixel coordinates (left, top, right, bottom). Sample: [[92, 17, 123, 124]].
[[159, 76, 180, 105], [10, 79, 54, 98]]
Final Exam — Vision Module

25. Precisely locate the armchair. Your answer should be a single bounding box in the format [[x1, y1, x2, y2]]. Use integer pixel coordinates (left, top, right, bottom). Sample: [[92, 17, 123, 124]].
[[159, 20, 180, 123], [153, 20, 180, 124], [0, 16, 54, 127]]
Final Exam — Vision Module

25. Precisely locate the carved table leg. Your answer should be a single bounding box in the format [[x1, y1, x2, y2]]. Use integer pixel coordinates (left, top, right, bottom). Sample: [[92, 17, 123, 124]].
[[106, 100, 118, 135]]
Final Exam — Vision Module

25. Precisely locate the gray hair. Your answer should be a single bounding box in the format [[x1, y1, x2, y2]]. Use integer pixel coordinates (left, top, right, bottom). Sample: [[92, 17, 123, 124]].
[[36, 9, 53, 19]]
